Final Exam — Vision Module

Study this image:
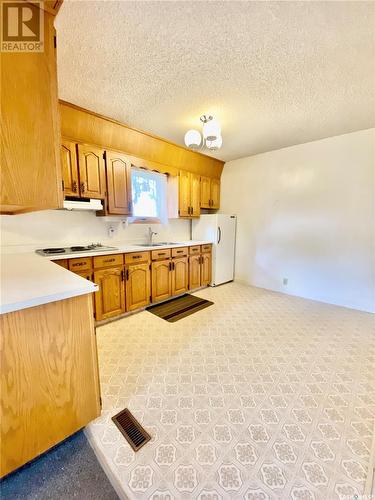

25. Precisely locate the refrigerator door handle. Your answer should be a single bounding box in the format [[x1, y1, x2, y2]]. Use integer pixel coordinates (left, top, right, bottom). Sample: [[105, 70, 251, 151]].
[[217, 226, 221, 244]]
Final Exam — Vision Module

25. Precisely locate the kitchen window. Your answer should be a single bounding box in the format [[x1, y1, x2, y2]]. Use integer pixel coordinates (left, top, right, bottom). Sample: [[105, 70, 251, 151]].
[[130, 167, 168, 223]]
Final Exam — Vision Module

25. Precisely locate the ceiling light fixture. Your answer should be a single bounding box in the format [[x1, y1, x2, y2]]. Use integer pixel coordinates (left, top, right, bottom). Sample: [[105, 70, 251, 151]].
[[184, 115, 223, 151]]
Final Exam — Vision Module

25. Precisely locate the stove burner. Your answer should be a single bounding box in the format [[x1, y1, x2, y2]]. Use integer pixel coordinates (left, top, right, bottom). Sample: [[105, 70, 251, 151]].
[[70, 246, 89, 252], [42, 248, 65, 254]]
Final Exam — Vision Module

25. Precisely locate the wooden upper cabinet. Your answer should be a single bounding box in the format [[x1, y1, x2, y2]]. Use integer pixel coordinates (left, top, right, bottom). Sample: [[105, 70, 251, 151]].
[[151, 260, 172, 303], [77, 144, 106, 199], [179, 171, 200, 217], [125, 263, 150, 311], [189, 255, 201, 290], [179, 170, 191, 217], [210, 178, 220, 209], [1, 12, 62, 214], [105, 151, 132, 215], [172, 257, 189, 296], [61, 140, 79, 196], [190, 173, 201, 217], [93, 266, 125, 321], [200, 176, 211, 209], [201, 252, 212, 286]]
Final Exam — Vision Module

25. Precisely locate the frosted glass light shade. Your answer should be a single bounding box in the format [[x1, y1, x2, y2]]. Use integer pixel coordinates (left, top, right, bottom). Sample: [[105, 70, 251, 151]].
[[184, 129, 201, 149], [206, 134, 223, 150], [203, 118, 221, 141]]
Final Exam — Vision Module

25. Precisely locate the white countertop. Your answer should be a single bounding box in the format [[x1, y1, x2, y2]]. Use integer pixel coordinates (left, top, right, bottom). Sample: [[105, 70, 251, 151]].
[[0, 240, 212, 314], [46, 241, 212, 260], [0, 253, 98, 315]]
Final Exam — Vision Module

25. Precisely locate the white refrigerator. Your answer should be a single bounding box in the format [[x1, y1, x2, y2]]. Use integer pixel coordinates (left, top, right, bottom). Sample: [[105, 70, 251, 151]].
[[192, 214, 237, 286]]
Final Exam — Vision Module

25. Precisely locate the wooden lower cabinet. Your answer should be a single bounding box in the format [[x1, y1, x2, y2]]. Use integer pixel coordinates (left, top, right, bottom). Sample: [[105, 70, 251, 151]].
[[172, 257, 189, 296], [0, 294, 100, 477], [94, 266, 125, 321], [201, 252, 212, 286], [151, 259, 172, 303], [189, 254, 201, 290], [126, 263, 151, 311]]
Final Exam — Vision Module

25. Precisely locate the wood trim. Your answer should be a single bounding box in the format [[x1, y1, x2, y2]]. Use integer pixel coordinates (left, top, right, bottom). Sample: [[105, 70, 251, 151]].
[[59, 100, 224, 179]]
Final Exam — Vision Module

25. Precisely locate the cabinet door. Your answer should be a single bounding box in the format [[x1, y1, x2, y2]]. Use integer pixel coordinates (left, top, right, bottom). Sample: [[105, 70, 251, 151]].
[[201, 253, 212, 286], [61, 140, 79, 196], [179, 170, 191, 217], [151, 260, 172, 303], [93, 266, 125, 321], [210, 178, 220, 209], [172, 257, 189, 296], [126, 263, 151, 311], [189, 255, 201, 290], [200, 176, 211, 209], [77, 144, 106, 199], [105, 151, 132, 215], [1, 13, 62, 214], [190, 173, 201, 217]]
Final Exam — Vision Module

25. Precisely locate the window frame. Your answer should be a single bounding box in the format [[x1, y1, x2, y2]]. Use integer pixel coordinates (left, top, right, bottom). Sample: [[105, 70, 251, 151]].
[[129, 166, 168, 224]]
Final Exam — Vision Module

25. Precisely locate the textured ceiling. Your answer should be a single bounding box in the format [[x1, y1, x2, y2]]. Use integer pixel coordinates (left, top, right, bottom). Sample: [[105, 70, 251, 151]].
[[55, 1, 375, 161]]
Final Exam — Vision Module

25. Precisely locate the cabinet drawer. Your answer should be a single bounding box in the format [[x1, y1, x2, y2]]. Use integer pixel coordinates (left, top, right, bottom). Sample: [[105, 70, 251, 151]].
[[189, 245, 201, 255], [151, 248, 171, 261], [171, 247, 188, 258], [124, 251, 150, 264], [68, 257, 93, 272], [201, 244, 212, 253], [93, 254, 123, 269], [53, 259, 68, 269]]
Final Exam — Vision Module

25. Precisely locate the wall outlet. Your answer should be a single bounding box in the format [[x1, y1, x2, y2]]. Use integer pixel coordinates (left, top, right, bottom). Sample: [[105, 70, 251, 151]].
[[283, 278, 288, 286]]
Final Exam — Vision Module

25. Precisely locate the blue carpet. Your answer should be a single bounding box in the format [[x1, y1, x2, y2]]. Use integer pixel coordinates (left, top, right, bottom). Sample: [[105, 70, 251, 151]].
[[0, 431, 119, 499]]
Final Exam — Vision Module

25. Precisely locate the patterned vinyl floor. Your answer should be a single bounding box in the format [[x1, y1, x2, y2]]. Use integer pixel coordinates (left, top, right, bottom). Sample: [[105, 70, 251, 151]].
[[86, 282, 375, 500]]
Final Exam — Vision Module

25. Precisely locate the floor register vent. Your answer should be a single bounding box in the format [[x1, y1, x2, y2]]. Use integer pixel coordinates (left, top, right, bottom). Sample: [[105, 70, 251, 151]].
[[112, 409, 151, 451]]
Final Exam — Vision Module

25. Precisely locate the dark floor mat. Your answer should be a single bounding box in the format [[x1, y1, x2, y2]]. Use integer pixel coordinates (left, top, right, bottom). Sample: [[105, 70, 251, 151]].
[[0, 431, 119, 500], [147, 293, 213, 322]]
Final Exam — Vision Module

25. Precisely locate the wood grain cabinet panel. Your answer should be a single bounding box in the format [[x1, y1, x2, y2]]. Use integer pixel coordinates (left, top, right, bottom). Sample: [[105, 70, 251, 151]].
[[0, 12, 62, 214], [179, 170, 191, 217], [189, 255, 201, 290], [201, 252, 212, 286], [0, 294, 100, 477], [172, 257, 189, 296], [93, 266, 125, 321], [93, 254, 123, 269], [61, 139, 79, 196], [151, 260, 172, 303], [190, 173, 201, 217], [210, 178, 220, 209], [52, 259, 68, 269], [104, 150, 132, 215], [125, 263, 151, 311], [68, 257, 93, 272], [200, 176, 211, 209], [77, 145, 106, 199]]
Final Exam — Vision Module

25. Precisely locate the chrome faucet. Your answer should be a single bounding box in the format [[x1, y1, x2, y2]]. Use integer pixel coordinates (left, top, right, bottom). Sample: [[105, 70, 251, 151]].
[[148, 227, 158, 245]]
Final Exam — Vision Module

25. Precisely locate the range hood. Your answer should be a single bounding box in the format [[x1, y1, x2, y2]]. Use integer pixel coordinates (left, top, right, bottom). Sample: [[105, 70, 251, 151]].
[[62, 198, 103, 211]]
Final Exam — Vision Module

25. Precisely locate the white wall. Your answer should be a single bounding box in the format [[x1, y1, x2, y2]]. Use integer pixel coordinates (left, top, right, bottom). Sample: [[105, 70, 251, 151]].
[[221, 129, 375, 313], [0, 211, 190, 253]]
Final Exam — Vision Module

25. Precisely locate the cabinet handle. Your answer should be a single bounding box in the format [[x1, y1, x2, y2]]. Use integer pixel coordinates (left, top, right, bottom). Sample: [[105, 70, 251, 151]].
[[104, 258, 115, 263], [133, 255, 141, 259], [72, 180, 77, 193], [158, 252, 165, 256], [176, 250, 183, 254], [173, 261, 175, 270], [191, 206, 194, 215], [126, 269, 129, 281], [121, 269, 124, 281], [81, 182, 86, 193]]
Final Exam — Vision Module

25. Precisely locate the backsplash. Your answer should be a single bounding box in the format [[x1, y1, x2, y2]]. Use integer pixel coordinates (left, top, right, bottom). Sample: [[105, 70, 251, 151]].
[[0, 210, 191, 253]]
